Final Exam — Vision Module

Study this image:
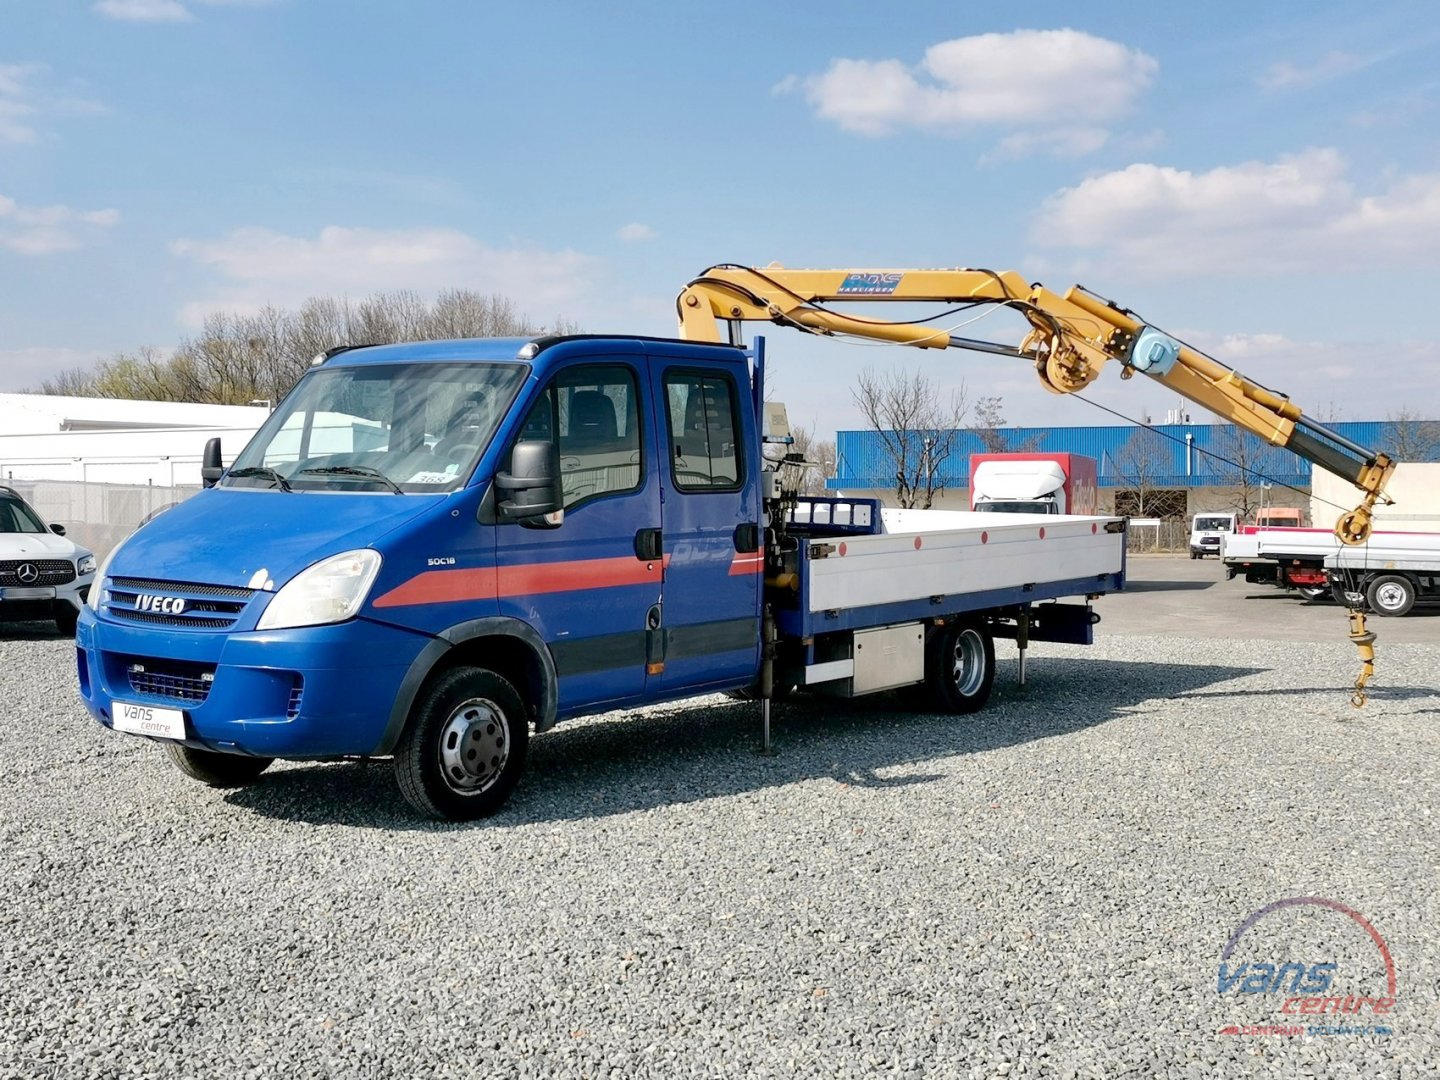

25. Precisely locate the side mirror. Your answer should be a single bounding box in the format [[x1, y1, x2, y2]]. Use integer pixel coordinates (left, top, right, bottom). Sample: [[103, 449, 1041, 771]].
[[201, 437, 224, 488], [494, 440, 562, 522], [49, 523, 67, 536]]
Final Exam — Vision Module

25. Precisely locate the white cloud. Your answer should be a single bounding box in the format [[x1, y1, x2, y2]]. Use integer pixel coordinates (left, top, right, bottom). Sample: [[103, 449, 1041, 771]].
[[1032, 149, 1440, 274], [785, 29, 1156, 157], [0, 193, 120, 255], [617, 222, 656, 242], [93, 0, 276, 20], [1259, 51, 1365, 90], [983, 126, 1110, 163], [0, 347, 111, 392], [0, 63, 107, 143], [169, 224, 597, 326], [93, 0, 194, 21]]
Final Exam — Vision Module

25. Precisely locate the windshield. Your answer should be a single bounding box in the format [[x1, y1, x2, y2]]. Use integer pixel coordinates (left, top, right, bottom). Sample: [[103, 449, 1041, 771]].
[[0, 492, 46, 533], [975, 501, 1056, 514], [227, 362, 526, 493], [1194, 517, 1232, 532]]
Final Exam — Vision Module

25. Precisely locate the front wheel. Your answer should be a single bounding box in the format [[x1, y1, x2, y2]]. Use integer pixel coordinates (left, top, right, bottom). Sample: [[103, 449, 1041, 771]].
[[165, 743, 273, 787], [53, 604, 78, 636], [922, 622, 995, 714], [394, 666, 529, 821], [1366, 574, 1416, 617]]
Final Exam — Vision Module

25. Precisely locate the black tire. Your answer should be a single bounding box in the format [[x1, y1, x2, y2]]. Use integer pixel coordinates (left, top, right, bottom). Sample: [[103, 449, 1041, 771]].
[[164, 743, 274, 787], [1365, 574, 1416, 617], [922, 622, 996, 714], [1297, 586, 1329, 602], [53, 604, 79, 636], [394, 666, 529, 821]]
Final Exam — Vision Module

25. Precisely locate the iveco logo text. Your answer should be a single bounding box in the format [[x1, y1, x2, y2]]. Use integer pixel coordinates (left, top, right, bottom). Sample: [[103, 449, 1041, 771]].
[[136, 594, 187, 614]]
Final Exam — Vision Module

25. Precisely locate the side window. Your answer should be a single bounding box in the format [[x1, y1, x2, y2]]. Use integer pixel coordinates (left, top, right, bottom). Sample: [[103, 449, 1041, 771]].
[[514, 364, 642, 510], [665, 372, 742, 491]]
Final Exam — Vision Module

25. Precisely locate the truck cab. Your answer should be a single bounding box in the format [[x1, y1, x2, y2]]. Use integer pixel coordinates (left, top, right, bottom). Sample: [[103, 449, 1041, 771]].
[[1189, 512, 1237, 559], [78, 336, 765, 816]]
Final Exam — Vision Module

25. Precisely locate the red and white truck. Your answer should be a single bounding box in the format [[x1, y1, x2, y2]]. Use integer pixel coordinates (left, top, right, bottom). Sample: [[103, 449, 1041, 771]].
[[969, 453, 1098, 516]]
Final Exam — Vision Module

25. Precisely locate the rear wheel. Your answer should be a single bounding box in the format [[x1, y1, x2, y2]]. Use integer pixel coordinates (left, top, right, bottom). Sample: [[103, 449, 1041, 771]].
[[1366, 574, 1416, 617], [1297, 586, 1329, 601], [164, 744, 273, 787], [923, 622, 995, 714], [394, 666, 529, 821]]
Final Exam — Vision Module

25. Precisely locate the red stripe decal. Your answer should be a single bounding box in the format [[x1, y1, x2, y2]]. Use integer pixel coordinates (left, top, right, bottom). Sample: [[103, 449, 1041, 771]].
[[729, 553, 765, 576], [373, 554, 668, 609]]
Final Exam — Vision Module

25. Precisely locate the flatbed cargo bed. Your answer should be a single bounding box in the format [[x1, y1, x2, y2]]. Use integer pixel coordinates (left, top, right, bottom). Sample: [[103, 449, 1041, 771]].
[[778, 499, 1127, 637]]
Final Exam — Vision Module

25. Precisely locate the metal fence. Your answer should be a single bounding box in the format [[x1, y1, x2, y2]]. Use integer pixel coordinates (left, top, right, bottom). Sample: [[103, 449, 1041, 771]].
[[8, 479, 199, 561], [1125, 518, 1190, 553]]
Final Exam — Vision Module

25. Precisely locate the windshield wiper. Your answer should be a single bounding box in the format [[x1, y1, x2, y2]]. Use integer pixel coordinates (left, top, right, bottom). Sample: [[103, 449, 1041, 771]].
[[226, 466, 293, 492], [293, 465, 405, 494]]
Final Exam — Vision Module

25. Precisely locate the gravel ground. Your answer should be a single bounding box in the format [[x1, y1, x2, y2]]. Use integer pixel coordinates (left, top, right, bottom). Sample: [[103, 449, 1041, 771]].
[[2, 619, 1438, 1078]]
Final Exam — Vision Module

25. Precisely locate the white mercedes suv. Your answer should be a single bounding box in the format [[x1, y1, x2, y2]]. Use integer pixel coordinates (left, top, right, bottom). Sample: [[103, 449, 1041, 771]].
[[0, 486, 96, 635]]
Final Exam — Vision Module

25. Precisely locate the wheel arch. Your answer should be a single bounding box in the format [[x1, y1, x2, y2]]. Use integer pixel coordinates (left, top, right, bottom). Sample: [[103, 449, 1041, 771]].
[[373, 617, 558, 755]]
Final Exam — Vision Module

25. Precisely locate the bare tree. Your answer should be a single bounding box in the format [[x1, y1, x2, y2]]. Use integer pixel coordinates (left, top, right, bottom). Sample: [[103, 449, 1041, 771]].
[[1111, 428, 1175, 518], [31, 290, 571, 405], [1211, 424, 1288, 521], [852, 367, 969, 508], [778, 424, 836, 495], [1384, 407, 1440, 461], [968, 395, 1044, 453]]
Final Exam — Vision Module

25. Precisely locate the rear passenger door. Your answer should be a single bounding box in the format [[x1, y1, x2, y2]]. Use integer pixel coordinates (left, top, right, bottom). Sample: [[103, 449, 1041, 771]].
[[493, 360, 661, 713], [649, 363, 762, 692]]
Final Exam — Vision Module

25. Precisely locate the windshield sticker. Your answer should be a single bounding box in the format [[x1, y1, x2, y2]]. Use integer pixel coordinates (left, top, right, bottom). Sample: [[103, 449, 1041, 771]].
[[407, 471, 455, 485]]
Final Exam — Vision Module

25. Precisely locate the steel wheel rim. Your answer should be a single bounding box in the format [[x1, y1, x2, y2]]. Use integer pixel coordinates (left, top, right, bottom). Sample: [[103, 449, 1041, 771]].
[[438, 697, 509, 794], [950, 628, 986, 697], [1375, 582, 1407, 610]]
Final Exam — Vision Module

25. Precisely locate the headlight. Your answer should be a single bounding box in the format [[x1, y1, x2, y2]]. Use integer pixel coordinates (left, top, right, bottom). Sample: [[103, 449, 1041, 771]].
[[256, 549, 382, 631], [77, 553, 96, 576], [87, 545, 123, 610]]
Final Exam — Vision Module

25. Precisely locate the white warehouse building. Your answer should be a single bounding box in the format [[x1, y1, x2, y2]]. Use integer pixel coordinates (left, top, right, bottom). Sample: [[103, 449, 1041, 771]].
[[0, 393, 270, 487]]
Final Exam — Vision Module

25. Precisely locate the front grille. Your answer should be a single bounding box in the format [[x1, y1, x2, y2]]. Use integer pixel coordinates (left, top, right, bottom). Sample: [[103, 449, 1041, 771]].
[[126, 659, 215, 704], [0, 559, 76, 586], [104, 577, 255, 630]]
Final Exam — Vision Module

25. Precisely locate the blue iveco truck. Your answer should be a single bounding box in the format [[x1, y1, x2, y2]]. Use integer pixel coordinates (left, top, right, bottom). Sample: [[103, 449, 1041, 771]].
[[77, 329, 1127, 820]]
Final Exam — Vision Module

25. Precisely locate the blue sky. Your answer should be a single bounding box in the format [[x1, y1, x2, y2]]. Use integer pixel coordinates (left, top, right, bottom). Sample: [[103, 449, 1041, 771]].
[[3, 0, 1439, 436]]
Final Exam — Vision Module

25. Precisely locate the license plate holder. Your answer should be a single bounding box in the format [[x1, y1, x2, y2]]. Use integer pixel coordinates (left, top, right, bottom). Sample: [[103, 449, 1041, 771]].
[[112, 700, 186, 740]]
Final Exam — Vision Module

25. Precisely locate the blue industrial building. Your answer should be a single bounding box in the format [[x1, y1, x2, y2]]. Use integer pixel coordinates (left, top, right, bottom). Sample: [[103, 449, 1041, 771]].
[[829, 421, 1401, 493]]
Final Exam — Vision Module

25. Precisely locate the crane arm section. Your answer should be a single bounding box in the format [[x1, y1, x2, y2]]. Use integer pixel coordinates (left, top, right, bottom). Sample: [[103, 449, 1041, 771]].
[[677, 264, 1395, 545]]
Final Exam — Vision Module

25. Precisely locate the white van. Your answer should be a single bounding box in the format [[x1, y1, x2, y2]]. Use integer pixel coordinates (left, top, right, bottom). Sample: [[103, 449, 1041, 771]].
[[1190, 512, 1237, 559]]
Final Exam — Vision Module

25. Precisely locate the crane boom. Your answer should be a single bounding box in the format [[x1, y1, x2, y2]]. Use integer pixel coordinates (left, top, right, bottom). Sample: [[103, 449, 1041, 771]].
[[677, 264, 1398, 705], [677, 264, 1395, 545]]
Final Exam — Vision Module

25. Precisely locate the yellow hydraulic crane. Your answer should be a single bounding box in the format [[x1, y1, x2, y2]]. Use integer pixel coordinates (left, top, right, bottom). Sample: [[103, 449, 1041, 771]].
[[677, 264, 1398, 703]]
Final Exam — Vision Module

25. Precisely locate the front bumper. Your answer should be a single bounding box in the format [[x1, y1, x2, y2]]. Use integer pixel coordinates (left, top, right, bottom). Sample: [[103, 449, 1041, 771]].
[[76, 610, 432, 758]]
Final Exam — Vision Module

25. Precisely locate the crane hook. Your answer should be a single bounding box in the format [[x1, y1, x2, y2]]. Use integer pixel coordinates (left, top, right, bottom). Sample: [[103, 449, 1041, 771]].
[[1347, 608, 1376, 708]]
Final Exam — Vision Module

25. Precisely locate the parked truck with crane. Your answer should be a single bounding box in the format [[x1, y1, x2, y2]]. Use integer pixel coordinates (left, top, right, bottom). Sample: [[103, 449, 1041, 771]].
[[76, 264, 1400, 819]]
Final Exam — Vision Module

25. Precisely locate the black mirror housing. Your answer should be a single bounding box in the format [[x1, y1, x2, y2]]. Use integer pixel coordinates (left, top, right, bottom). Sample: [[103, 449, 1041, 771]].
[[201, 437, 224, 488], [495, 440, 562, 521], [49, 523, 67, 536]]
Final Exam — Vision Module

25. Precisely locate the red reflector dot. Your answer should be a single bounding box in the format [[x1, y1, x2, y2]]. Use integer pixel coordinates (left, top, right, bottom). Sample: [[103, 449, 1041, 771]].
[[914, 536, 922, 550], [1039, 527, 1046, 539], [981, 531, 988, 544], [1091, 523, 1097, 534], [838, 542, 847, 557]]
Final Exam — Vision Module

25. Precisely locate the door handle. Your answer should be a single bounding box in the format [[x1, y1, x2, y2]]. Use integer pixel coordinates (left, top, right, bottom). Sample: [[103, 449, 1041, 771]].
[[634, 527, 663, 561]]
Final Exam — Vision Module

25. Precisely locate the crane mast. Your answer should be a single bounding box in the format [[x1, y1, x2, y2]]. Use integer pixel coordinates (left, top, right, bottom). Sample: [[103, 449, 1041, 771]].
[[677, 264, 1398, 703]]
